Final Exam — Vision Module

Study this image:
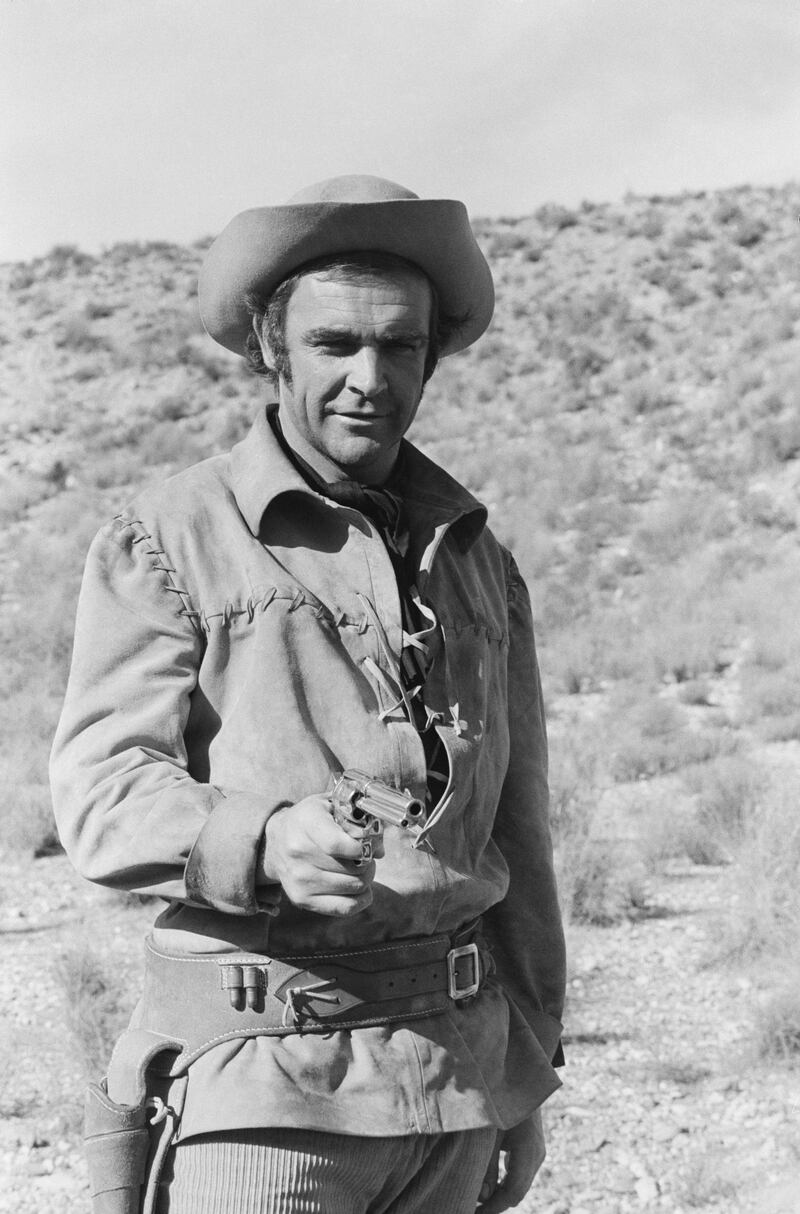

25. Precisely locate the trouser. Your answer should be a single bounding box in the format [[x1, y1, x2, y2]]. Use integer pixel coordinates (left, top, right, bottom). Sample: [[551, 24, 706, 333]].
[[156, 1125, 499, 1214]]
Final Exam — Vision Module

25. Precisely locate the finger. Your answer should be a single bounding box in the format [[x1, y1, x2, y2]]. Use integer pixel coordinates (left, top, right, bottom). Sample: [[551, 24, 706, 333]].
[[477, 1152, 537, 1214], [305, 887, 374, 917], [284, 861, 375, 901], [475, 1183, 517, 1214], [315, 817, 374, 863], [304, 847, 377, 881]]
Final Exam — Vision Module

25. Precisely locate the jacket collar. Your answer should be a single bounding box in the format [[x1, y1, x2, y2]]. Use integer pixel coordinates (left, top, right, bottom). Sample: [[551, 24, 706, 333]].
[[231, 405, 487, 547]]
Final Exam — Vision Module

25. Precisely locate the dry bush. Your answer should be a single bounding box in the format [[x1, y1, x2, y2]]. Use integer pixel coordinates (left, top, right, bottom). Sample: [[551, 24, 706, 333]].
[[637, 789, 717, 870], [720, 781, 800, 961], [710, 776, 800, 1066], [756, 969, 800, 1062], [58, 942, 131, 1077], [0, 472, 49, 524], [548, 719, 647, 924], [675, 1147, 740, 1208], [2, 782, 60, 858], [54, 311, 113, 352], [739, 660, 800, 742], [608, 691, 738, 782], [678, 756, 763, 864]]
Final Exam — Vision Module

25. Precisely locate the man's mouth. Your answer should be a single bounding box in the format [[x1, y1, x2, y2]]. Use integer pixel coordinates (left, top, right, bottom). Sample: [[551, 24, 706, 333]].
[[335, 411, 388, 421]]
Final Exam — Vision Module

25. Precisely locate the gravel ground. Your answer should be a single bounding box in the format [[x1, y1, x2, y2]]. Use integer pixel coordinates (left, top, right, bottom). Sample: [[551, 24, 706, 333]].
[[1, 856, 798, 1214]]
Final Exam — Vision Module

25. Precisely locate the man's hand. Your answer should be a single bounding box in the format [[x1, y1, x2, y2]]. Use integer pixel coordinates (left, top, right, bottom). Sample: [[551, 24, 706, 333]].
[[258, 794, 377, 916], [476, 1110, 545, 1212]]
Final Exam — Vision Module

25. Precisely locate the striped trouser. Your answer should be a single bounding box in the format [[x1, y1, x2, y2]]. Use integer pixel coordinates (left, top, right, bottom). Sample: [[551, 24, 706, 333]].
[[156, 1125, 499, 1214]]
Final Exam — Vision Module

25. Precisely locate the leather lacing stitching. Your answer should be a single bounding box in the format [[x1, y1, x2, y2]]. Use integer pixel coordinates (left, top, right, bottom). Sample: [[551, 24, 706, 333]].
[[197, 588, 380, 636], [118, 515, 202, 635]]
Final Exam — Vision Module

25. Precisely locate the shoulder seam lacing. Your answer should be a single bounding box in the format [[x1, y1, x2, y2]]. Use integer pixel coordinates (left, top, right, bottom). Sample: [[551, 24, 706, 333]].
[[115, 514, 202, 639]]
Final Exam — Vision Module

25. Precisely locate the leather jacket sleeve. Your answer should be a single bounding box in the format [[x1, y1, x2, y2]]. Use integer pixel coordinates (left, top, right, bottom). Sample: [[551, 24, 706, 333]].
[[49, 517, 280, 915], [482, 553, 566, 1063]]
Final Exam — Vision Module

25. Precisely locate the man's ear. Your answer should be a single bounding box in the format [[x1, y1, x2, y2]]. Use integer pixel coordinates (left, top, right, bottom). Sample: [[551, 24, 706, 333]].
[[252, 315, 277, 374]]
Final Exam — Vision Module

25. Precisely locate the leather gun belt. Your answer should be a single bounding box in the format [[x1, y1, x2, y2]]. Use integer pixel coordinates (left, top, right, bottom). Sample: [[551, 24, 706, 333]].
[[137, 929, 492, 1069]]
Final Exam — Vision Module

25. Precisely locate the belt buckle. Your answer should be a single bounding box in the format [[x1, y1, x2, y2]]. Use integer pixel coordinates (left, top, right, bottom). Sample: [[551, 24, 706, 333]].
[[447, 942, 480, 1000]]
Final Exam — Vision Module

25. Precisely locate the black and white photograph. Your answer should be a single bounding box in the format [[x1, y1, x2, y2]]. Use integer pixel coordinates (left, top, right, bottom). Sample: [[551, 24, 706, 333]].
[[1, 2, 799, 1211]]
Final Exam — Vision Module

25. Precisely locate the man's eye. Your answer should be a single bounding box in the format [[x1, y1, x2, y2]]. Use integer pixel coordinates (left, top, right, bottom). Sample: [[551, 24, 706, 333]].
[[320, 340, 358, 355], [382, 339, 423, 353]]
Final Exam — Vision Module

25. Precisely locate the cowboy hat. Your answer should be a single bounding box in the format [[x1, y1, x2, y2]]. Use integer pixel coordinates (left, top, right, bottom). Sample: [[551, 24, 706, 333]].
[[198, 175, 494, 357]]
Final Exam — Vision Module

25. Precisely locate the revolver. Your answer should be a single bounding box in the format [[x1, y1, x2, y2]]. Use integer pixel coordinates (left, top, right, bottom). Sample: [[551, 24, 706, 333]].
[[330, 770, 427, 864]]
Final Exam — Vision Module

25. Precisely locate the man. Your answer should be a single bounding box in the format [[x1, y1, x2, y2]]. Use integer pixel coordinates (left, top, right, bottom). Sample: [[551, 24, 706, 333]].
[[51, 175, 566, 1214]]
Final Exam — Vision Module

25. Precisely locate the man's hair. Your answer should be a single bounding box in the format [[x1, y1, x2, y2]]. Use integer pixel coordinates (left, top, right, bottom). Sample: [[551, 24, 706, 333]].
[[244, 252, 466, 388]]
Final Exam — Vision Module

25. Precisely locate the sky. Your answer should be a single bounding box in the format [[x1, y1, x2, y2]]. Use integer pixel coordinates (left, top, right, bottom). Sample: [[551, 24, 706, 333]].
[[2, 0, 799, 262]]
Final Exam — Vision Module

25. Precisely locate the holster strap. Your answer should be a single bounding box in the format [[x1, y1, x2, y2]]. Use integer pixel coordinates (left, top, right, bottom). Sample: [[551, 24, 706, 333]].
[[138, 927, 492, 1071]]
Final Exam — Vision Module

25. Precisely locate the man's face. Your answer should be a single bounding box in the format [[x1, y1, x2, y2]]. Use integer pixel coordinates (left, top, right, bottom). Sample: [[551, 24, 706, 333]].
[[267, 268, 432, 484]]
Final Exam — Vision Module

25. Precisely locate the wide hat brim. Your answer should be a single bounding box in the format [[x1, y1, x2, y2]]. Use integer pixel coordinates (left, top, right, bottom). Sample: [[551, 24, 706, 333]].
[[198, 193, 494, 358]]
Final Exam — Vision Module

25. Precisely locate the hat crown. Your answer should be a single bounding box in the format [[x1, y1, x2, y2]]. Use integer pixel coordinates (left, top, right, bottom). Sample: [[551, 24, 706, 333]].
[[287, 175, 420, 205]]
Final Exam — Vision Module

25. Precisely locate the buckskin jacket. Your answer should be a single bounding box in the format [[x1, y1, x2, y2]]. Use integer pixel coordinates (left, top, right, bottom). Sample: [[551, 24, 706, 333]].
[[50, 404, 566, 1141]]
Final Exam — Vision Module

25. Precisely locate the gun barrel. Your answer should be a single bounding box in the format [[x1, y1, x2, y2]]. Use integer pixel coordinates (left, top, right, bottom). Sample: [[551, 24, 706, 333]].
[[357, 785, 425, 829], [335, 770, 425, 830]]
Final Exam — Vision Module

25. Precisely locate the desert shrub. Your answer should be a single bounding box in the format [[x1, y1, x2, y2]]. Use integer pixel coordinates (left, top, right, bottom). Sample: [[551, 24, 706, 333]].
[[752, 413, 800, 463], [638, 785, 731, 869], [58, 943, 131, 1076], [734, 217, 768, 248], [757, 712, 800, 743], [55, 312, 112, 352], [209, 408, 253, 451], [738, 486, 795, 531], [646, 612, 727, 686], [135, 420, 210, 470], [150, 392, 194, 422], [0, 692, 66, 857], [677, 678, 713, 706], [2, 782, 61, 857], [10, 263, 37, 290], [633, 491, 731, 564], [0, 473, 49, 523], [535, 203, 578, 231], [1, 494, 103, 684], [614, 723, 738, 782], [44, 244, 95, 277], [70, 360, 106, 382], [87, 446, 148, 490], [740, 590, 800, 670], [546, 626, 604, 695], [608, 689, 739, 782], [567, 837, 647, 926], [185, 346, 227, 382], [85, 300, 116, 319], [738, 662, 800, 743], [713, 198, 743, 225], [124, 306, 204, 369], [756, 971, 800, 1061], [720, 781, 800, 959], [665, 274, 700, 307], [623, 375, 675, 414], [643, 260, 670, 287], [680, 756, 762, 862], [675, 1148, 740, 1208], [562, 341, 608, 385], [548, 718, 648, 924], [487, 230, 530, 258], [636, 210, 665, 240], [523, 244, 545, 263]]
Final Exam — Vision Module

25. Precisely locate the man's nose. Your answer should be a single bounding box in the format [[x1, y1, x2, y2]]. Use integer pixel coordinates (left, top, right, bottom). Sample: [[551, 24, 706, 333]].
[[346, 347, 387, 397]]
